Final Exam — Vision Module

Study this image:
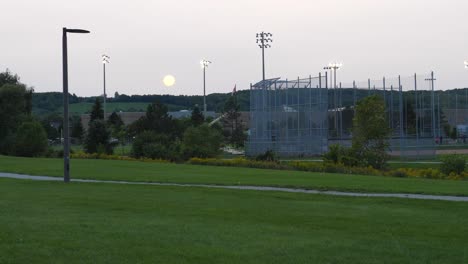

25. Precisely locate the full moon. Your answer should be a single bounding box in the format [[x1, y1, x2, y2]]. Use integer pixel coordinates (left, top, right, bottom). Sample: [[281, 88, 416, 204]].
[[163, 75, 176, 87]]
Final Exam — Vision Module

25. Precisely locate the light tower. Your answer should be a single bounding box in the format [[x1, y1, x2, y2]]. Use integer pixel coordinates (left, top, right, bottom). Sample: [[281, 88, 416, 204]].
[[324, 62, 343, 138], [102, 54, 110, 120], [200, 59, 212, 117], [256, 32, 273, 83]]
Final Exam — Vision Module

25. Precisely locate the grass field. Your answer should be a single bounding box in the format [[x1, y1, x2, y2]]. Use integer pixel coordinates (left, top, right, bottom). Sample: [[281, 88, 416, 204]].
[[1, 178, 467, 263], [1, 155, 468, 196]]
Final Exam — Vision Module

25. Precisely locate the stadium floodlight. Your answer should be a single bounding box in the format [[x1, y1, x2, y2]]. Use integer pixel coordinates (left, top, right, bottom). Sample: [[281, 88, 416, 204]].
[[324, 62, 343, 89], [102, 54, 110, 120], [62, 27, 90, 183], [256, 32, 273, 83], [201, 59, 212, 117]]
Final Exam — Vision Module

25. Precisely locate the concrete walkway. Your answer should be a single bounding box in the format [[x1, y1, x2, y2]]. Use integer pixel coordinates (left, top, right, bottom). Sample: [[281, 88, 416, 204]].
[[1, 172, 468, 202]]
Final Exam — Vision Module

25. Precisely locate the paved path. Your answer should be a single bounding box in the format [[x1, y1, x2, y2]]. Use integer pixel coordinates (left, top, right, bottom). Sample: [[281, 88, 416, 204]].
[[1, 172, 468, 202]]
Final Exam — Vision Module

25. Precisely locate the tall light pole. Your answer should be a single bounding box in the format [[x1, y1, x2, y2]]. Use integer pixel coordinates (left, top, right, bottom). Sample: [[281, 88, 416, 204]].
[[200, 59, 211, 117], [62, 27, 90, 183], [256, 32, 273, 83], [324, 62, 342, 138], [102, 54, 110, 120]]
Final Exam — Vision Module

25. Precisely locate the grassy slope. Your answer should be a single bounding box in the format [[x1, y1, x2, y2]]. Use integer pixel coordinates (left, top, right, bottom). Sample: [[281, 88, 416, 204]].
[[0, 178, 467, 264], [1, 155, 468, 196], [65, 102, 185, 114]]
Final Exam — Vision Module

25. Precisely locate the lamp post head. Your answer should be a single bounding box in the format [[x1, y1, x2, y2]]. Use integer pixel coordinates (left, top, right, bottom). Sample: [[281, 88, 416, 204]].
[[200, 59, 212, 69], [256, 32, 273, 49], [64, 28, 90, 34], [328, 62, 343, 70], [102, 54, 110, 64]]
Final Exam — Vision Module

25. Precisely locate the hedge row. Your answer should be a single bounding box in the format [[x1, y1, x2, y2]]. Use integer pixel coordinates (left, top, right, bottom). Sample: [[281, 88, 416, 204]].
[[188, 158, 468, 180]]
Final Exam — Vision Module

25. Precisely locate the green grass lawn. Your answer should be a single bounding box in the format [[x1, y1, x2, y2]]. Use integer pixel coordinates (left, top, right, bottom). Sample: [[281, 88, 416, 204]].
[[0, 178, 467, 263], [1, 155, 468, 196]]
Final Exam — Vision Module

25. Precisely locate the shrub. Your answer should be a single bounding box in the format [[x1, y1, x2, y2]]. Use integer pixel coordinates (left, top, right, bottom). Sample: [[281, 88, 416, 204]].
[[182, 124, 223, 159], [440, 155, 466, 175], [255, 150, 278, 162], [84, 120, 114, 154], [323, 144, 342, 164], [14, 121, 48, 157], [132, 131, 180, 161]]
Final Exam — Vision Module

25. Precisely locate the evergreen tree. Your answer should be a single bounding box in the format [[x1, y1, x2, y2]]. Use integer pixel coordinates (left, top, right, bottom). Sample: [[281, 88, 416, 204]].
[[222, 95, 245, 146], [84, 120, 113, 154], [107, 112, 124, 129], [190, 105, 204, 126], [90, 98, 104, 122]]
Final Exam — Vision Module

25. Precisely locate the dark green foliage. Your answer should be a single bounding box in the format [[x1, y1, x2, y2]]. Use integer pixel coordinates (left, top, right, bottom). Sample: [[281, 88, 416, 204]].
[[323, 144, 360, 167], [90, 98, 104, 122], [323, 144, 342, 164], [71, 117, 84, 142], [132, 131, 180, 161], [223, 95, 245, 146], [0, 75, 33, 154], [41, 120, 60, 140], [127, 100, 179, 139], [450, 127, 458, 140], [107, 112, 124, 129], [231, 127, 247, 147], [0, 69, 20, 86], [182, 124, 222, 159], [351, 95, 391, 169], [255, 150, 278, 162], [190, 105, 204, 126], [84, 120, 113, 154], [14, 121, 48, 157], [440, 155, 466, 175], [39, 113, 62, 140]]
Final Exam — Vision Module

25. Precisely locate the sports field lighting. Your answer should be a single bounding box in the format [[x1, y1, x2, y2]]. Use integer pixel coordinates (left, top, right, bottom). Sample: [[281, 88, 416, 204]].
[[62, 27, 90, 183], [201, 59, 212, 117], [102, 54, 110, 120], [256, 32, 273, 83], [323, 62, 343, 88]]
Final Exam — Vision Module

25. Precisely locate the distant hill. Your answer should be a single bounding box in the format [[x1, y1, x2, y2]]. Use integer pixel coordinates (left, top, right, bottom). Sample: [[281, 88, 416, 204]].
[[32, 90, 250, 116]]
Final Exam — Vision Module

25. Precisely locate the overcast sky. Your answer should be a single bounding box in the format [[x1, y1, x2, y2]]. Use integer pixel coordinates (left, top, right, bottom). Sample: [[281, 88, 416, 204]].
[[1, 0, 468, 96]]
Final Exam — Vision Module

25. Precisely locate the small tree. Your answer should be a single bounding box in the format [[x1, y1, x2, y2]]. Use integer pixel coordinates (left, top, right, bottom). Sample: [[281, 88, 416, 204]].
[[190, 105, 204, 126], [351, 95, 391, 169], [223, 95, 245, 146], [182, 124, 222, 159], [132, 131, 180, 161], [84, 120, 113, 154], [89, 98, 104, 122], [107, 112, 124, 129], [14, 121, 48, 157], [0, 82, 32, 154]]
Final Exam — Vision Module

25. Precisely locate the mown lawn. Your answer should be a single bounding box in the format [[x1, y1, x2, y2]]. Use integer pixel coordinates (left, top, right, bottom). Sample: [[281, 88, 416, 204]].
[[1, 155, 468, 196], [0, 178, 467, 263]]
